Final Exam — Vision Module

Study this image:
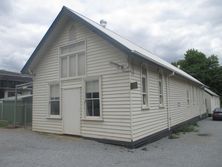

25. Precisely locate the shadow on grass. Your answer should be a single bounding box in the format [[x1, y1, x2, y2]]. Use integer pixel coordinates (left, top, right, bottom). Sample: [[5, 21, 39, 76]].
[[0, 120, 8, 128]]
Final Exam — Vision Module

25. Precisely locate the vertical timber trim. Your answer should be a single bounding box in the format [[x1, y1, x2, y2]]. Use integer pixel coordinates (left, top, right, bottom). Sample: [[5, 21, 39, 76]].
[[128, 56, 133, 142], [166, 75, 170, 130]]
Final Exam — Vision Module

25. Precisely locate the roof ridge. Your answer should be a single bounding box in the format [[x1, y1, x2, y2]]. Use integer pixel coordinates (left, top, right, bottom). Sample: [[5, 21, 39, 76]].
[[64, 7, 203, 85], [21, 6, 204, 86]]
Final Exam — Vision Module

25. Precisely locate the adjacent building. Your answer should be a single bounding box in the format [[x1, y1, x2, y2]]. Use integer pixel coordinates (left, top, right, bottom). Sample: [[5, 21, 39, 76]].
[[204, 88, 220, 116], [0, 70, 32, 99], [21, 7, 208, 147]]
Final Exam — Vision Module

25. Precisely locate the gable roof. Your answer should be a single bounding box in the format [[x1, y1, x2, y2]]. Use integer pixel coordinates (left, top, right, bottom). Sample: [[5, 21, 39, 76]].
[[204, 88, 219, 97], [21, 6, 204, 86], [0, 69, 30, 77]]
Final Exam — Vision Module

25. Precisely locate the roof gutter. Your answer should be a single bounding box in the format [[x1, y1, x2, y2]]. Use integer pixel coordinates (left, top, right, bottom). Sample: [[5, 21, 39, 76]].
[[131, 50, 178, 76], [131, 50, 205, 87]]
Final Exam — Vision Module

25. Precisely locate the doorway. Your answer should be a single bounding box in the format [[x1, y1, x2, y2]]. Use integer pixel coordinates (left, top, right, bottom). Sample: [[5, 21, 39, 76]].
[[62, 88, 80, 135]]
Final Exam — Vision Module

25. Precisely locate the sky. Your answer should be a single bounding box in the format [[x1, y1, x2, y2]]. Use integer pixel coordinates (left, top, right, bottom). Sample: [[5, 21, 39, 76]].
[[0, 0, 222, 72]]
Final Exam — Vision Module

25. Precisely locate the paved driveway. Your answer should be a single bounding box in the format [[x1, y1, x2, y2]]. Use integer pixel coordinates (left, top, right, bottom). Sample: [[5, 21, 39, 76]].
[[0, 118, 221, 167]]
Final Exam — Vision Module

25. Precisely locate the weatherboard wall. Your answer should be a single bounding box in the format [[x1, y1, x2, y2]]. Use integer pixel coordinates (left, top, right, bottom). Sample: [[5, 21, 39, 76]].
[[129, 60, 168, 141], [129, 59, 206, 142], [168, 77, 206, 127], [31, 14, 207, 144], [32, 19, 132, 141]]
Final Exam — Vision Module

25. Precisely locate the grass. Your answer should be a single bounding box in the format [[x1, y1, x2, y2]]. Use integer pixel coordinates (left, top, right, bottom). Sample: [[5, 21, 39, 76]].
[[168, 133, 180, 139], [0, 120, 8, 128], [169, 122, 199, 139]]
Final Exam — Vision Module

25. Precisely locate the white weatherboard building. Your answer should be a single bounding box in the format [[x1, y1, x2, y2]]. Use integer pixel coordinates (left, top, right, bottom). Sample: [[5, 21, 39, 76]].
[[204, 88, 220, 115], [22, 7, 208, 147]]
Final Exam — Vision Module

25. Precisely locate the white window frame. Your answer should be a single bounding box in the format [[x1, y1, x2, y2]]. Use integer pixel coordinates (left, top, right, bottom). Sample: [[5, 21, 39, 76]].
[[187, 88, 190, 105], [194, 87, 197, 105], [59, 40, 86, 80], [141, 64, 149, 109], [158, 70, 164, 107], [197, 88, 199, 105], [60, 56, 68, 78], [48, 81, 61, 119], [202, 91, 204, 105], [83, 76, 103, 121]]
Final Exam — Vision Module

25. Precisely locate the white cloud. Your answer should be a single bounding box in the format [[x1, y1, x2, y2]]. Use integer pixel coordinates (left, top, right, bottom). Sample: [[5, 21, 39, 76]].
[[0, 0, 221, 72]]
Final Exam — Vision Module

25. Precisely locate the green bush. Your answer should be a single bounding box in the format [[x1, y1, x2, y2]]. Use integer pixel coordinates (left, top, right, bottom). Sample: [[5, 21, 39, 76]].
[[169, 122, 199, 139], [168, 133, 180, 139], [173, 123, 199, 134]]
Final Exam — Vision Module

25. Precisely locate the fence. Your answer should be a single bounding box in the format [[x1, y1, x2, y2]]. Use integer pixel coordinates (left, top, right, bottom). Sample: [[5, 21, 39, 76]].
[[0, 97, 32, 127]]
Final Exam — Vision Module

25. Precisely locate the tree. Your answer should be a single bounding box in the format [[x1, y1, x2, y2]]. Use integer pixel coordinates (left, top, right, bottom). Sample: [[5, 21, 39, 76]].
[[172, 49, 222, 105]]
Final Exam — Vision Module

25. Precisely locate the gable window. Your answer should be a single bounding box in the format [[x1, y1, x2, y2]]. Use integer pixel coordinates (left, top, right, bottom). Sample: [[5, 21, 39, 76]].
[[77, 52, 86, 75], [69, 55, 76, 77], [60, 41, 86, 78], [61, 57, 68, 78], [141, 65, 148, 107], [159, 71, 164, 106], [85, 79, 101, 117], [49, 84, 60, 115]]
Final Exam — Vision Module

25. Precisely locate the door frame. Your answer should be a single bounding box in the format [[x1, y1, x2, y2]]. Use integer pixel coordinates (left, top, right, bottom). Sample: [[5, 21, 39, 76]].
[[61, 85, 82, 135]]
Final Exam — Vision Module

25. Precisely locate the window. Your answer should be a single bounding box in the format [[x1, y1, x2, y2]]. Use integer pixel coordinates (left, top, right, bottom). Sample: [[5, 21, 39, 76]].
[[69, 55, 76, 77], [85, 80, 100, 117], [49, 84, 60, 115], [78, 52, 85, 76], [60, 41, 85, 55], [61, 57, 67, 78], [187, 89, 190, 105], [197, 88, 199, 105], [202, 92, 205, 104], [194, 87, 196, 105], [192, 86, 195, 105], [60, 41, 85, 78], [8, 91, 15, 97], [159, 71, 164, 106], [141, 65, 148, 106]]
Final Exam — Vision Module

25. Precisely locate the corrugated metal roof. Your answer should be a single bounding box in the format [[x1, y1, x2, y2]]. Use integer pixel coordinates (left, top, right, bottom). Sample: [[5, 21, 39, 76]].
[[0, 70, 31, 78], [22, 6, 204, 86], [67, 7, 203, 85]]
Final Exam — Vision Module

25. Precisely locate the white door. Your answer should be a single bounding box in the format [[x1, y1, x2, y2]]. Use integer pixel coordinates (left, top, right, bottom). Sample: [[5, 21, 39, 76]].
[[62, 88, 80, 135]]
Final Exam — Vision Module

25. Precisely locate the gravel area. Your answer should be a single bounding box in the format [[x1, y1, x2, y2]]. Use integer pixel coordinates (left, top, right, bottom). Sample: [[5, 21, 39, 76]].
[[0, 118, 221, 167]]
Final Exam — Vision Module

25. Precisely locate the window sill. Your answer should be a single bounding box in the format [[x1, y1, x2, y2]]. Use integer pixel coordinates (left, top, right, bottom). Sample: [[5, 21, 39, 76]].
[[159, 105, 165, 109], [81, 117, 103, 121], [142, 106, 150, 110], [60, 76, 85, 81], [47, 115, 62, 120]]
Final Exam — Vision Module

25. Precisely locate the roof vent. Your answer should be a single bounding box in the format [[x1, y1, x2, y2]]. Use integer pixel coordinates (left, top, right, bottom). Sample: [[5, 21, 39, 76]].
[[100, 19, 107, 28]]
